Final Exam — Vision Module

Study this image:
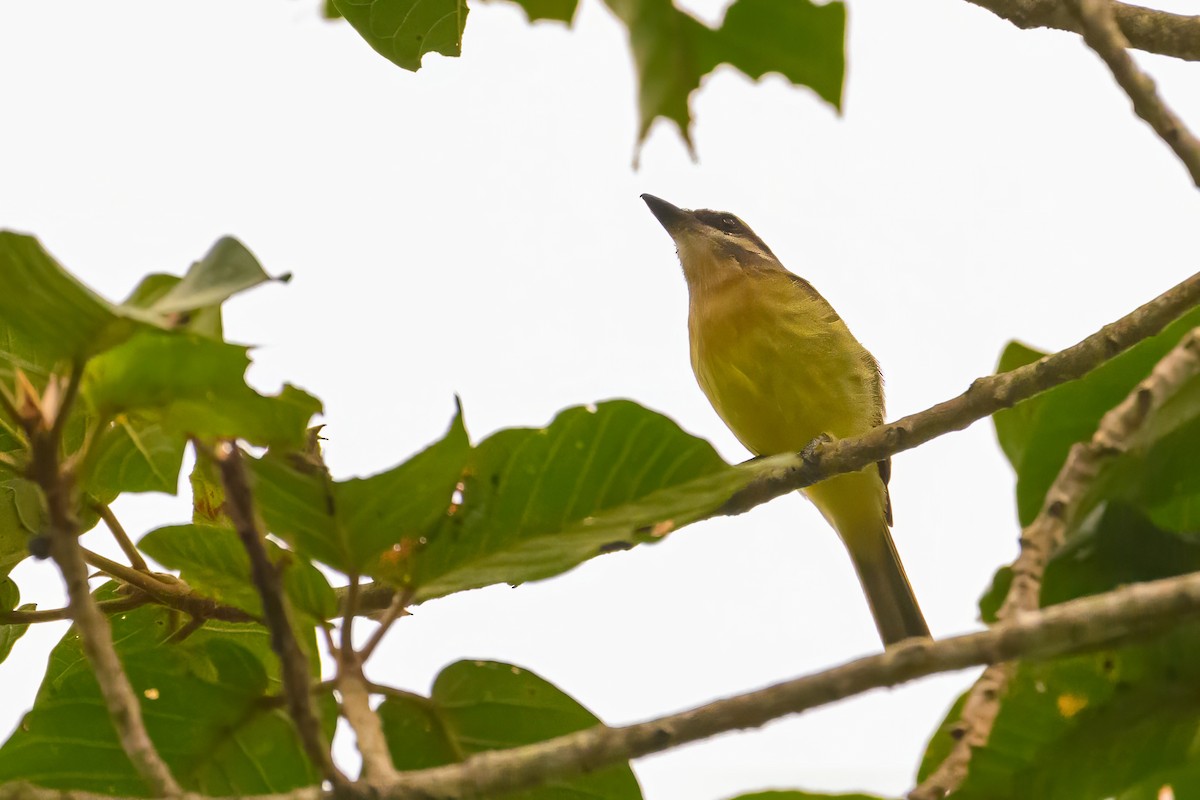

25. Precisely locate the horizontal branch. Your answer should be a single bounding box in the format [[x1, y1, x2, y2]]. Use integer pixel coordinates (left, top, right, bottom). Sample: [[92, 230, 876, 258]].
[[343, 270, 1200, 619], [0, 595, 147, 625], [720, 269, 1200, 515], [12, 570, 1200, 800], [964, 0, 1200, 61]]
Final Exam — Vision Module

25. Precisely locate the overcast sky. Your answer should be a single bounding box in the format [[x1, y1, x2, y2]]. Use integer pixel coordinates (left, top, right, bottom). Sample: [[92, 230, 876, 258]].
[[2, 0, 1199, 797]]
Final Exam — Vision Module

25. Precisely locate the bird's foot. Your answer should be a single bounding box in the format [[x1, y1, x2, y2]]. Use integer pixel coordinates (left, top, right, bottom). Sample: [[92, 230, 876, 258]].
[[800, 433, 834, 462]]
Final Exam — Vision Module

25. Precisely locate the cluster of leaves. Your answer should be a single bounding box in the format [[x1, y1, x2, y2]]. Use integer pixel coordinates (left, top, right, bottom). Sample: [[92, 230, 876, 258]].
[[324, 0, 844, 150], [913, 306, 1200, 800], [0, 232, 774, 798], [3, 231, 1200, 799]]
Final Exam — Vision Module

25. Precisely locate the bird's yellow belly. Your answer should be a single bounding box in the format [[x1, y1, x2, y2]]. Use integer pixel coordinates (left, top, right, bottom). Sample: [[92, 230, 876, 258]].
[[688, 289, 876, 458]]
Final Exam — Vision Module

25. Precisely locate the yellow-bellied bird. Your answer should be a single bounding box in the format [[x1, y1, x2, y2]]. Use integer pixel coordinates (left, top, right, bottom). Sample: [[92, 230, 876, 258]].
[[642, 194, 928, 646]]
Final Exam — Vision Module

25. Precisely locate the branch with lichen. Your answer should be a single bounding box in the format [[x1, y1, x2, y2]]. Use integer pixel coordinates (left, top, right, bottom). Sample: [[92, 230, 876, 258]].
[[909, 327, 1200, 800]]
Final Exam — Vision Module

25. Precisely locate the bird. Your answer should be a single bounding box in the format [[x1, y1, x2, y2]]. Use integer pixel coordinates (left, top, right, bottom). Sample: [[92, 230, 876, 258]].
[[641, 193, 929, 646]]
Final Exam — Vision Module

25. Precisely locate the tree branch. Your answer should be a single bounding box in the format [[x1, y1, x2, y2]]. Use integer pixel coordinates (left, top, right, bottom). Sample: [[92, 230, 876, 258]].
[[0, 595, 148, 625], [93, 504, 149, 573], [24, 366, 182, 798], [1072, 0, 1200, 186], [910, 327, 1200, 799], [963, 0, 1200, 62], [719, 269, 1200, 515], [11, 569, 1200, 800], [211, 442, 348, 790], [342, 271, 1200, 618], [82, 548, 259, 624]]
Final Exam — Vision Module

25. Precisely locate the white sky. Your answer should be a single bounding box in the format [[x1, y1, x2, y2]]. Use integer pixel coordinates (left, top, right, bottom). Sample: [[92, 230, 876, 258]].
[[2, 0, 1199, 797]]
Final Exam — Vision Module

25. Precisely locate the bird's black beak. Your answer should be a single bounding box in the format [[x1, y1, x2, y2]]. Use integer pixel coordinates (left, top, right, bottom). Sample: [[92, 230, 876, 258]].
[[641, 194, 691, 233]]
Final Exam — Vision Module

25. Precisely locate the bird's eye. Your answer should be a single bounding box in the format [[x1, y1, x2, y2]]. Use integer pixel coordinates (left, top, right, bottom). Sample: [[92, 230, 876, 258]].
[[721, 216, 738, 230]]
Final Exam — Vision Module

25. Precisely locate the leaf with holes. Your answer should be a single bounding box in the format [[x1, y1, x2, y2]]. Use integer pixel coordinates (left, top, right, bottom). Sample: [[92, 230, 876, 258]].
[[604, 0, 843, 149], [925, 504, 1200, 799], [333, 0, 468, 71], [250, 402, 469, 577]]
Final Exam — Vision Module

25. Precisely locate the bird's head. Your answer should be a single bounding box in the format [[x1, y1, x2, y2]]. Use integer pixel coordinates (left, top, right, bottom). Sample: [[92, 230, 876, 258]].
[[641, 194, 779, 289]]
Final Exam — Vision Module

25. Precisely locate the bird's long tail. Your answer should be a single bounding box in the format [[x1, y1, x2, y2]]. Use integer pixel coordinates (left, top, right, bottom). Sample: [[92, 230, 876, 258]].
[[847, 525, 929, 646]]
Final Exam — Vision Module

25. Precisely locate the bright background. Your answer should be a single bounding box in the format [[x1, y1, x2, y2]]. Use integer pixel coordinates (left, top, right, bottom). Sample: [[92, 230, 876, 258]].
[[1, 1, 1198, 796]]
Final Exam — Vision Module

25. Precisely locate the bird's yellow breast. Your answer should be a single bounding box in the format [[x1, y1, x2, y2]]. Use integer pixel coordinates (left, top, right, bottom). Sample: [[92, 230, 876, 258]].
[[687, 270, 881, 458]]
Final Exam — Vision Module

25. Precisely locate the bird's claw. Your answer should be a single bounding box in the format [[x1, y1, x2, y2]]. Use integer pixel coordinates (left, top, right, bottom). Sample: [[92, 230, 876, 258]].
[[800, 433, 834, 462]]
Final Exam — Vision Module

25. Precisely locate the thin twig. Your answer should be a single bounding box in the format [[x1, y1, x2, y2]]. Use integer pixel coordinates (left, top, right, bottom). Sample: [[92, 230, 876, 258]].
[[719, 270, 1200, 515], [82, 548, 258, 624], [963, 0, 1200, 62], [211, 441, 348, 790], [910, 328, 1200, 799], [25, 363, 182, 798], [338, 655, 400, 782], [0, 594, 149, 625], [94, 504, 149, 572], [357, 588, 413, 663], [1072, 0, 1200, 186]]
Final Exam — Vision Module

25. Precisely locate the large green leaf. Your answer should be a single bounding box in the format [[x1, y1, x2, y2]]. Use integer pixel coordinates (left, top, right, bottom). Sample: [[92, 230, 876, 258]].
[[333, 0, 468, 71], [993, 307, 1200, 529], [405, 400, 748, 602], [82, 330, 321, 450], [604, 0, 843, 148], [0, 479, 43, 575], [85, 416, 187, 498], [139, 524, 338, 622], [0, 232, 143, 364], [378, 659, 641, 799], [926, 504, 1200, 799], [0, 594, 328, 796], [250, 403, 469, 577], [148, 237, 286, 316], [0, 577, 32, 666]]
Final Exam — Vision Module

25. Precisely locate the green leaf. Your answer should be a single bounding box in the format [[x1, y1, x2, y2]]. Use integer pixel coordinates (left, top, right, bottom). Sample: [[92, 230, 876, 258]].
[[0, 596, 327, 795], [603, 0, 843, 148], [497, 0, 577, 24], [0, 578, 31, 665], [0, 232, 141, 363], [993, 306, 1200, 528], [928, 504, 1200, 799], [405, 400, 747, 602], [378, 659, 642, 799], [250, 403, 469, 577], [333, 0, 468, 71], [139, 524, 337, 622], [83, 330, 321, 449], [0, 479, 43, 575], [148, 237, 286, 316], [84, 416, 187, 498], [120, 274, 223, 340]]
